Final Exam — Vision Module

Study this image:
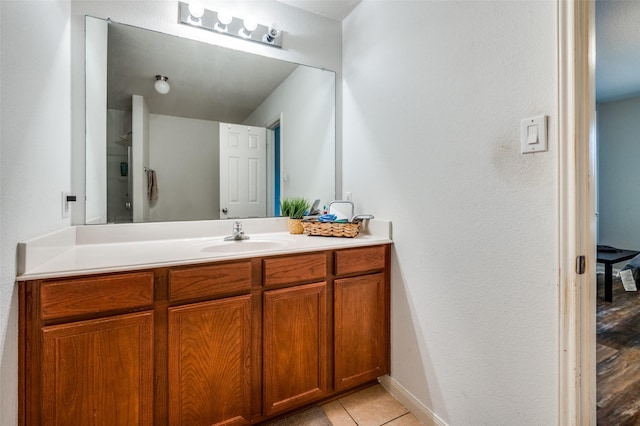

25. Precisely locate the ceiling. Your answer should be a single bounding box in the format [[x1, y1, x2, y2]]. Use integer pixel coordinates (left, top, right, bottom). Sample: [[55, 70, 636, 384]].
[[273, 0, 633, 102], [276, 0, 362, 21], [105, 1, 360, 121], [107, 22, 298, 122], [107, 1, 633, 109], [596, 0, 640, 102]]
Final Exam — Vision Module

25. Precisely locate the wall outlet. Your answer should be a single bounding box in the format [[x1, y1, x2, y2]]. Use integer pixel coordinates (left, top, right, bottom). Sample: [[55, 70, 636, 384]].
[[61, 192, 70, 219]]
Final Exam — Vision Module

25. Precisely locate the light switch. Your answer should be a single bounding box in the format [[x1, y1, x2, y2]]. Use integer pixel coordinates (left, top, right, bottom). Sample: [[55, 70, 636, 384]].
[[521, 115, 548, 154], [527, 125, 538, 144]]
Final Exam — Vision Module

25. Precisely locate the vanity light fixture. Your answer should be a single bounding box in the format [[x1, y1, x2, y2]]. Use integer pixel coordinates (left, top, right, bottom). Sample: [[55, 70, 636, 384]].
[[178, 1, 283, 48], [154, 75, 170, 95], [263, 24, 281, 43]]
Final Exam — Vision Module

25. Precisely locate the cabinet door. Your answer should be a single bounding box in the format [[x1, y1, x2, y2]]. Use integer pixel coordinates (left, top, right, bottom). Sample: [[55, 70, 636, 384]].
[[41, 311, 154, 426], [334, 273, 389, 390], [168, 295, 251, 426], [263, 282, 328, 416]]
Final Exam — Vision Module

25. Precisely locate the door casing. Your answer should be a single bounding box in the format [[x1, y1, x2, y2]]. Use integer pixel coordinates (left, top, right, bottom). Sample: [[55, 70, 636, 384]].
[[557, 0, 597, 424]]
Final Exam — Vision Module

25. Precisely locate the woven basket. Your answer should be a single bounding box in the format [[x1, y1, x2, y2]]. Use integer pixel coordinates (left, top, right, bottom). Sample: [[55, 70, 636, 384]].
[[301, 219, 361, 238]]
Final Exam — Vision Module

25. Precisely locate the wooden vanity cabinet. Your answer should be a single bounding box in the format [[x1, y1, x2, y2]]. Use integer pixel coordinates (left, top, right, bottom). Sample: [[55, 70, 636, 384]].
[[20, 271, 155, 426], [41, 311, 155, 426], [168, 295, 252, 426], [167, 261, 254, 426], [19, 245, 390, 426], [262, 253, 329, 416], [334, 246, 390, 391], [263, 282, 329, 415]]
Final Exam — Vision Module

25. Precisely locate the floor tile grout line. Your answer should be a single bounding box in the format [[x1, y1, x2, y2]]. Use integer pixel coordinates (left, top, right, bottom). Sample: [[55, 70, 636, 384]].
[[338, 398, 360, 425], [335, 386, 414, 426], [380, 412, 412, 425], [336, 400, 411, 426]]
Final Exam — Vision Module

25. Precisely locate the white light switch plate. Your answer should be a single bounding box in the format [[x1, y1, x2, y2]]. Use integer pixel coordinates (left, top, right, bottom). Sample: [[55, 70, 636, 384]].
[[520, 115, 548, 154]]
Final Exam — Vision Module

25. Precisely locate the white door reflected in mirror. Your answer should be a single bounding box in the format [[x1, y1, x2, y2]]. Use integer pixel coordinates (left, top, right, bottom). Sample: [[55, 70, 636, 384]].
[[219, 123, 267, 219]]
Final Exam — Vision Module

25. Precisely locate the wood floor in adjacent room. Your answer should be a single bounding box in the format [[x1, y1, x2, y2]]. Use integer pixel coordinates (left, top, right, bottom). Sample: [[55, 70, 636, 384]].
[[597, 272, 640, 425]]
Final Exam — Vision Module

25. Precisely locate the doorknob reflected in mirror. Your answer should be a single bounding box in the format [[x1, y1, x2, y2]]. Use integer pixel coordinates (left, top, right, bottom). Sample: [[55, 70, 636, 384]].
[[222, 208, 228, 214]]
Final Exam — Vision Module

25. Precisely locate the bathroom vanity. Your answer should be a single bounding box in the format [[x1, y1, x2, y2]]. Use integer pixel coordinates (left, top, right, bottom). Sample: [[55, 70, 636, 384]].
[[17, 219, 391, 425]]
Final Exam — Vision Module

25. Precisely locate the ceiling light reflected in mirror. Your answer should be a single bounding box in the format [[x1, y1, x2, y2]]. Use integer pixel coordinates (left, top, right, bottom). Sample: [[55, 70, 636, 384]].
[[154, 75, 170, 95]]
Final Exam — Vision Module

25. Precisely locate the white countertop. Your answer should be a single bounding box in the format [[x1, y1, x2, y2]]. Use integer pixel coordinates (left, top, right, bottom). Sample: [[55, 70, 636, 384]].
[[17, 218, 392, 280]]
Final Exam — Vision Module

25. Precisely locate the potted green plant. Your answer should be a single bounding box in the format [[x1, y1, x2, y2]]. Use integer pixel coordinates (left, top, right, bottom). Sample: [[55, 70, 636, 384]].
[[280, 197, 311, 234]]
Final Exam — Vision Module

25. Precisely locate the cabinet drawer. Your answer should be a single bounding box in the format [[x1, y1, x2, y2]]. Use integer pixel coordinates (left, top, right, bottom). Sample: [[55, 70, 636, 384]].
[[40, 271, 154, 320], [335, 246, 386, 276], [263, 253, 326, 287], [169, 261, 252, 302]]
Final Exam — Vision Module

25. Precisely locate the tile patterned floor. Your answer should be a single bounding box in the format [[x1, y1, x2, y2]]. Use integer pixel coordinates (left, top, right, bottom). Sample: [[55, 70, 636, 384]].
[[322, 385, 423, 426], [264, 384, 424, 426]]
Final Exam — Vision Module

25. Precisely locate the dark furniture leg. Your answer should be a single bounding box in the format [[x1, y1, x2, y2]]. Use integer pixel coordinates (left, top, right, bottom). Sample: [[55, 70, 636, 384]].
[[596, 248, 640, 303], [604, 263, 613, 303]]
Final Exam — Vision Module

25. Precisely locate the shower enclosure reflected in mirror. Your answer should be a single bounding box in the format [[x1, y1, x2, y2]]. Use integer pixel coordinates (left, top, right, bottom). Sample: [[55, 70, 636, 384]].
[[85, 16, 336, 224]]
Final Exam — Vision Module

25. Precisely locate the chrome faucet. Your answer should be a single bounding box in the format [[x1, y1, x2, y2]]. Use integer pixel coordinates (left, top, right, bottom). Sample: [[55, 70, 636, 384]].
[[224, 221, 250, 241]]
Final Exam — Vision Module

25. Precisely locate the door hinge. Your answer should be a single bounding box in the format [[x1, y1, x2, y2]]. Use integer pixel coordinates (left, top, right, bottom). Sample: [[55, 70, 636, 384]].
[[576, 255, 586, 274]]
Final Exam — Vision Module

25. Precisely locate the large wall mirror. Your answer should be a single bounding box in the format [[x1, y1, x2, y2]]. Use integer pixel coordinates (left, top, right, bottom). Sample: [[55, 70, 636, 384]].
[[85, 16, 336, 224]]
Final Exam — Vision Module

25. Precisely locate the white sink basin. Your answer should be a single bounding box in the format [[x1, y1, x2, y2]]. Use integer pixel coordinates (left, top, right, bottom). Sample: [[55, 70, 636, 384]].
[[196, 239, 289, 254]]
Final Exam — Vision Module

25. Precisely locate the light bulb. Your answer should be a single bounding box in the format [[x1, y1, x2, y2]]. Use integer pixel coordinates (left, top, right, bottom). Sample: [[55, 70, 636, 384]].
[[218, 9, 233, 25], [243, 16, 258, 32], [239, 16, 257, 38], [188, 3, 204, 18], [215, 9, 233, 32], [154, 75, 170, 95]]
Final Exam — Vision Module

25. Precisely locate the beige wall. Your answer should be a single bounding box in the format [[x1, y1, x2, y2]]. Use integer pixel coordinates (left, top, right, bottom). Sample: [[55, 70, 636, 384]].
[[1, 1, 72, 424], [1, 1, 565, 424], [0, 1, 342, 425], [597, 96, 640, 249], [342, 1, 559, 424]]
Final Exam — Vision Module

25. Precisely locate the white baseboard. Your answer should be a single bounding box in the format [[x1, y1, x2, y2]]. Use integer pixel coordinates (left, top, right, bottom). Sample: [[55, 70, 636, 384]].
[[379, 375, 449, 426]]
